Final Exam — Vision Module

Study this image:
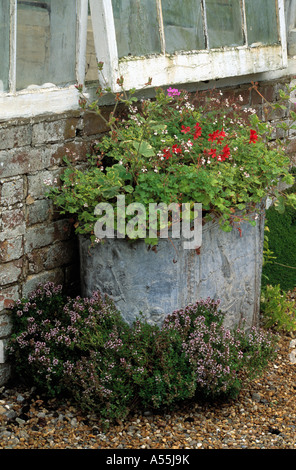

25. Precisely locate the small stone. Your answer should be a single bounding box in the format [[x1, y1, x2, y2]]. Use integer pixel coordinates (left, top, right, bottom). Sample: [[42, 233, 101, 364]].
[[16, 394, 25, 403], [5, 410, 17, 420], [15, 417, 26, 426], [0, 431, 12, 438], [71, 418, 78, 427], [252, 392, 261, 402], [289, 349, 296, 364]]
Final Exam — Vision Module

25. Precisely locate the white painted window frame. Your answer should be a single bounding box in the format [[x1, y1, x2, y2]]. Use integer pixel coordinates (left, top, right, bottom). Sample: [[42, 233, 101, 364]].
[[286, 0, 296, 56], [89, 0, 288, 92], [0, 0, 89, 120], [0, 0, 289, 120]]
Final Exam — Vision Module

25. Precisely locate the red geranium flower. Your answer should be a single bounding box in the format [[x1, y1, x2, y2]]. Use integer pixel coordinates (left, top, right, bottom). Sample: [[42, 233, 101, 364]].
[[208, 129, 225, 144], [162, 148, 172, 160], [172, 144, 182, 154], [249, 129, 258, 143], [181, 125, 191, 134], [193, 122, 202, 140], [209, 148, 217, 159], [219, 144, 231, 161]]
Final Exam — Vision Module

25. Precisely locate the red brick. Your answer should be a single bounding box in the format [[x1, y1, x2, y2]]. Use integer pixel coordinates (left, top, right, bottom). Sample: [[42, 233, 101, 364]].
[[0, 285, 19, 312], [82, 108, 112, 136]]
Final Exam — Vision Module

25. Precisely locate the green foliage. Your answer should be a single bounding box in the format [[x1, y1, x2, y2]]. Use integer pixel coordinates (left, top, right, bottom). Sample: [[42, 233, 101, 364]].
[[260, 284, 296, 333], [121, 319, 197, 410], [8, 283, 278, 428], [262, 195, 296, 292], [262, 225, 277, 270], [46, 74, 296, 244]]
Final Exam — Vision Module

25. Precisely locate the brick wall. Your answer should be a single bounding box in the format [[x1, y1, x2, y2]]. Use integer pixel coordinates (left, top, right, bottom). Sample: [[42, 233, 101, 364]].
[[0, 77, 295, 385], [0, 109, 108, 383]]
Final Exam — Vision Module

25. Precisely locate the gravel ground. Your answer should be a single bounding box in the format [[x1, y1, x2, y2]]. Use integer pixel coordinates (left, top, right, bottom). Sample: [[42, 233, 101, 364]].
[[0, 334, 296, 451]]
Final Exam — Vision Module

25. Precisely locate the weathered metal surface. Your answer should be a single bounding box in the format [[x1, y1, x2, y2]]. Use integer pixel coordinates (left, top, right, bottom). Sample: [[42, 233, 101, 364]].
[[80, 209, 265, 330]]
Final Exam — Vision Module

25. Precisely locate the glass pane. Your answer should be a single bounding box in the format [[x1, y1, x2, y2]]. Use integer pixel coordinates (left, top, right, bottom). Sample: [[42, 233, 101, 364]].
[[205, 0, 244, 48], [111, 0, 161, 58], [162, 0, 205, 53], [85, 10, 98, 82], [0, 2, 10, 92], [16, 0, 77, 91], [245, 0, 279, 45]]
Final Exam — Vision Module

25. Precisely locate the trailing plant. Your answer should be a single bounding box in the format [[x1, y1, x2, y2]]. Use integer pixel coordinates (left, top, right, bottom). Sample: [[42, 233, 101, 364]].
[[46, 67, 296, 244]]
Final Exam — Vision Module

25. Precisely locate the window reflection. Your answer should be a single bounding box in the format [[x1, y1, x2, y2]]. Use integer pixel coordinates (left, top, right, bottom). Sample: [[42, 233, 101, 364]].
[[16, 0, 77, 90], [245, 0, 279, 45], [0, 2, 10, 92], [111, 0, 161, 58], [162, 0, 205, 53], [205, 0, 244, 48], [85, 9, 98, 82]]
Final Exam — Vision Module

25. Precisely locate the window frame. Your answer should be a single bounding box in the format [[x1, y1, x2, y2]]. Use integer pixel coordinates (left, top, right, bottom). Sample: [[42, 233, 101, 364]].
[[0, 0, 88, 120], [286, 0, 296, 56], [0, 0, 290, 120], [89, 0, 288, 92]]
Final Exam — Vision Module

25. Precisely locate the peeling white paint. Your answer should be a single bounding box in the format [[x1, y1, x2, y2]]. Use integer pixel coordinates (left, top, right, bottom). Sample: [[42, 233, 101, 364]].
[[115, 45, 287, 92], [0, 86, 79, 120]]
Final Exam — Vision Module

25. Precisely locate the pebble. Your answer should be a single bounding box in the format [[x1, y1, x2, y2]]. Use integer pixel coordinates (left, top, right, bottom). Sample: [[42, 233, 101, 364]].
[[0, 335, 295, 449]]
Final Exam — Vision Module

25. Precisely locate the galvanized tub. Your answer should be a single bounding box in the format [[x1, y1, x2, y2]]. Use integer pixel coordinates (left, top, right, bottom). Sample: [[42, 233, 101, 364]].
[[79, 210, 265, 330]]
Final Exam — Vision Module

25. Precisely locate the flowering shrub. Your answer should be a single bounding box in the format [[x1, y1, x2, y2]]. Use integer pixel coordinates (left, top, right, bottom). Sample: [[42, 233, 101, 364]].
[[68, 320, 196, 424], [118, 319, 197, 410], [162, 299, 278, 398], [47, 71, 296, 243], [66, 338, 134, 424], [8, 283, 278, 427], [8, 282, 127, 396]]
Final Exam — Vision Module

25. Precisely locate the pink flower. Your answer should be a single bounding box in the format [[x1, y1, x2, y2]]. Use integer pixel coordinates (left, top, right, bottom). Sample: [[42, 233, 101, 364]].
[[167, 87, 181, 97]]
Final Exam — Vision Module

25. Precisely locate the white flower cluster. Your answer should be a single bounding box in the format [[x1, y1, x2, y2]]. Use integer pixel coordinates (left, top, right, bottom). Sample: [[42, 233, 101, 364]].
[[43, 177, 57, 186]]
